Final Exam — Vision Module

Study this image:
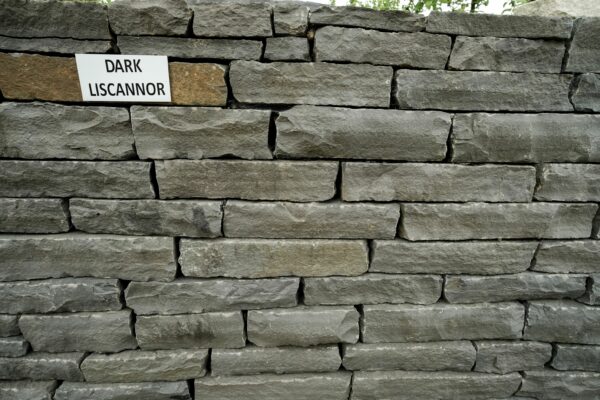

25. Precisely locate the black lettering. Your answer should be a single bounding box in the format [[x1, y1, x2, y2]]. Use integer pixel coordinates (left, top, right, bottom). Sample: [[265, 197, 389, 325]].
[[99, 83, 107, 96], [135, 83, 145, 96], [124, 59, 132, 73], [105, 60, 115, 72], [114, 60, 124, 73], [107, 83, 116, 96], [157, 82, 165, 96], [88, 83, 97, 96], [134, 59, 142, 72], [146, 83, 156, 96], [125, 83, 135, 96], [116, 83, 125, 96]]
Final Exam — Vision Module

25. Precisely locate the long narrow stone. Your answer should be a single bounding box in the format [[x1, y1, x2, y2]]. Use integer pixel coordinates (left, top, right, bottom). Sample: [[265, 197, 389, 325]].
[[474, 341, 552, 374], [0, 36, 111, 54], [55, 381, 191, 400], [535, 164, 600, 201], [519, 370, 600, 400], [191, 1, 272, 37], [0, 336, 29, 357], [533, 240, 600, 273], [0, 352, 84, 381], [108, 0, 191, 36], [552, 344, 600, 372], [0, 381, 58, 400], [310, 6, 426, 32], [0, 198, 69, 233]]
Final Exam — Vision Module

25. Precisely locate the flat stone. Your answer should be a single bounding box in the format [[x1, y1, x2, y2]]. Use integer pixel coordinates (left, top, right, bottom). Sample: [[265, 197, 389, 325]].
[[108, 0, 192, 36], [70, 199, 222, 237], [264, 37, 310, 61], [535, 164, 600, 201], [0, 234, 176, 282], [248, 306, 359, 347], [514, 0, 600, 16], [362, 303, 524, 343], [125, 278, 299, 315], [572, 74, 600, 111], [0, 315, 19, 337], [519, 370, 600, 400], [19, 310, 137, 353], [0, 102, 134, 160], [0, 36, 111, 54], [230, 61, 392, 107], [273, 2, 309, 35], [400, 203, 597, 240], [169, 62, 227, 106], [180, 239, 368, 278], [552, 344, 600, 372], [474, 341, 552, 374], [223, 201, 399, 239], [534, 240, 600, 273], [371, 240, 537, 275], [342, 341, 475, 372], [449, 36, 565, 73], [310, 6, 426, 32], [54, 381, 191, 400], [0, 352, 84, 380], [156, 160, 337, 201], [0, 336, 29, 357], [136, 312, 245, 350], [452, 113, 600, 163], [0, 198, 69, 233], [342, 163, 535, 202], [0, 381, 57, 400], [525, 300, 600, 344], [0, 160, 153, 199], [580, 274, 600, 305], [196, 372, 352, 400], [81, 349, 208, 382], [191, 1, 272, 37], [130, 106, 271, 160], [565, 18, 600, 73], [212, 346, 341, 376], [275, 106, 450, 161], [395, 70, 573, 111]]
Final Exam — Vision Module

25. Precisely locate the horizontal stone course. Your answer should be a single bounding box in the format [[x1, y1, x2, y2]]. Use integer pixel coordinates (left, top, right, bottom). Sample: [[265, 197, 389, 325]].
[[565, 17, 600, 73], [108, 0, 191, 36], [0, 36, 111, 54], [474, 341, 552, 374], [0, 198, 69, 233], [309, 6, 427, 32], [552, 344, 600, 372], [0, 336, 29, 358], [519, 370, 600, 400], [535, 164, 600, 201], [525, 300, 600, 344], [0, 381, 57, 400], [54, 381, 191, 400], [533, 240, 600, 273], [0, 352, 84, 381], [190, 1, 272, 38]]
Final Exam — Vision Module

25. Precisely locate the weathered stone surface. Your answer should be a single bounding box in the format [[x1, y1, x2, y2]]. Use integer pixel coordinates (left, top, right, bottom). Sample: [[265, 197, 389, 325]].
[[474, 341, 551, 374], [191, 1, 272, 37], [449, 36, 565, 73], [426, 11, 573, 39], [180, 239, 368, 278], [304, 274, 442, 306], [514, 0, 600, 16], [400, 203, 598, 240], [342, 341, 475, 372], [0, 36, 111, 54], [580, 274, 600, 305], [342, 163, 535, 202], [108, 0, 191, 36], [452, 113, 600, 163], [519, 370, 600, 400], [572, 74, 600, 112], [352, 371, 522, 400], [0, 381, 57, 400], [136, 312, 245, 350], [552, 344, 600, 372], [0, 234, 176, 282], [0, 198, 69, 233], [275, 106, 450, 161], [565, 18, 600, 73], [371, 240, 537, 275], [230, 61, 392, 107], [0, 336, 28, 357], [315, 26, 450, 68], [169, 62, 227, 106], [362, 303, 524, 343], [81, 349, 208, 382], [0, 102, 134, 160], [0, 352, 84, 380], [224, 201, 399, 239], [0, 161, 153, 199], [395, 70, 573, 111], [19, 311, 136, 353], [535, 164, 600, 201], [156, 160, 337, 201], [70, 199, 223, 237], [0, 315, 19, 337], [445, 273, 587, 304], [525, 300, 600, 344], [125, 278, 299, 315], [534, 240, 600, 273], [131, 106, 271, 160], [212, 346, 341, 376], [248, 306, 359, 347], [273, 2, 309, 35], [55, 381, 191, 400], [310, 6, 426, 32], [264, 37, 310, 61], [196, 372, 352, 400]]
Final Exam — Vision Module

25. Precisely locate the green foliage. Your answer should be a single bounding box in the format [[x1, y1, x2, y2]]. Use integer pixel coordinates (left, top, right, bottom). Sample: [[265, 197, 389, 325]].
[[330, 0, 533, 13]]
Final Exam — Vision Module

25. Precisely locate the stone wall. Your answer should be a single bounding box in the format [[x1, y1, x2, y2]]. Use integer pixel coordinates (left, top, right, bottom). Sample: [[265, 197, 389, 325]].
[[0, 0, 600, 399]]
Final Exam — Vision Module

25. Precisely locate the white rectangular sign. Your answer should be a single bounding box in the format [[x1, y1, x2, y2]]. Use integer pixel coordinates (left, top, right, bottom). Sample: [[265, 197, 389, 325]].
[[75, 54, 171, 102]]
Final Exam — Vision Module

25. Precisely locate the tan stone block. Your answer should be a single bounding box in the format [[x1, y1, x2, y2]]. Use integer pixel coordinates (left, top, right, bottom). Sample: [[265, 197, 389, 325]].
[[169, 62, 227, 106]]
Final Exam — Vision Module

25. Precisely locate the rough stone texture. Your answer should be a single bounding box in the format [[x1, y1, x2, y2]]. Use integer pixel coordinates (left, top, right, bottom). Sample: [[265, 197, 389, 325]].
[[342, 163, 535, 202], [247, 306, 359, 347], [362, 303, 524, 343], [0, 278, 122, 314], [452, 113, 600, 163], [0, 161, 153, 199], [0, 36, 111, 54], [273, 2, 309, 35], [223, 201, 400, 239], [0, 352, 84, 381], [196, 372, 352, 400], [0, 336, 29, 358], [303, 274, 442, 306], [371, 240, 538, 275], [230, 61, 392, 107], [0, 315, 19, 337], [0, 198, 69, 233], [180, 239, 368, 278], [552, 344, 600, 372], [0, 234, 176, 282], [212, 345, 341, 376], [191, 1, 272, 37], [264, 37, 310, 61], [310, 6, 426, 32], [395, 70, 573, 111], [448, 36, 565, 73], [70, 199, 223, 237], [534, 240, 600, 273], [514, 0, 600, 16], [275, 106, 451, 161], [352, 371, 522, 400], [169, 62, 227, 106], [519, 370, 600, 400], [400, 203, 598, 241], [445, 273, 587, 304], [54, 381, 191, 400], [342, 341, 475, 372], [130, 106, 271, 160], [0, 102, 134, 160], [136, 312, 245, 350], [125, 278, 299, 315], [525, 300, 600, 344], [0, 381, 57, 400], [474, 341, 552, 374], [19, 311, 137, 353], [565, 18, 600, 73], [580, 274, 600, 305], [81, 349, 208, 382], [535, 164, 600, 201], [108, 0, 192, 36], [572, 74, 600, 112], [156, 160, 337, 201]]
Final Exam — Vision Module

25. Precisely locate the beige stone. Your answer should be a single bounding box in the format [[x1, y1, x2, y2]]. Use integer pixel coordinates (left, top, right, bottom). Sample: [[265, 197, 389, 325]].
[[169, 62, 227, 106]]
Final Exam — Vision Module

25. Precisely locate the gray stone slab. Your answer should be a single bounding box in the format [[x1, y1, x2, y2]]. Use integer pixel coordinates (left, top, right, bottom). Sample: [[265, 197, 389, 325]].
[[552, 344, 600, 372], [191, 1, 272, 37], [565, 17, 600, 73], [0, 315, 19, 337], [0, 352, 84, 380], [0, 36, 111, 54], [264, 36, 310, 61], [273, 2, 309, 35], [310, 6, 426, 32], [0, 198, 69, 233], [0, 381, 57, 400], [525, 300, 600, 344], [539, 163, 600, 203], [519, 370, 600, 400], [474, 341, 552, 374], [108, 0, 191, 36], [0, 335, 29, 357], [54, 381, 191, 400], [534, 240, 600, 273], [572, 73, 600, 112]]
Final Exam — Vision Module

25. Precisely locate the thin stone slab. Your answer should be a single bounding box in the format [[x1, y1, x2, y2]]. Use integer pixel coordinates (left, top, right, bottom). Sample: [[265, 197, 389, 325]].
[[342, 341, 475, 372], [310, 6, 426, 32], [0, 315, 19, 337], [0, 352, 84, 381], [519, 370, 600, 400], [179, 239, 368, 278], [552, 344, 600, 372], [54, 381, 191, 400], [0, 381, 57, 400], [247, 306, 359, 347], [474, 341, 552, 374], [535, 164, 600, 201], [0, 198, 69, 233], [534, 240, 600, 273], [525, 300, 600, 344], [264, 37, 310, 61], [0, 36, 111, 54], [0, 336, 29, 357], [108, 0, 192, 36], [580, 274, 600, 305], [273, 2, 309, 35], [81, 349, 208, 382], [565, 18, 600, 73], [191, 1, 272, 37], [572, 73, 600, 112], [362, 303, 524, 343]]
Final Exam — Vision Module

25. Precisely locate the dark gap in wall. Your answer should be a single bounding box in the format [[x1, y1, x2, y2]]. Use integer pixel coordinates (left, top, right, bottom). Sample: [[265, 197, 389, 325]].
[[307, 28, 316, 62], [297, 278, 305, 305], [220, 200, 226, 237], [51, 381, 62, 398], [470, 341, 478, 372], [513, 372, 525, 397], [346, 372, 354, 400], [126, 107, 140, 160], [389, 67, 399, 109], [355, 304, 364, 343], [442, 115, 455, 163], [260, 38, 267, 62], [581, 276, 594, 304], [520, 300, 530, 338], [224, 63, 235, 108], [337, 342, 346, 370], [568, 73, 581, 111], [118, 280, 131, 308], [61, 198, 75, 231], [331, 161, 343, 200], [149, 160, 160, 199], [533, 164, 543, 196], [129, 308, 138, 339], [444, 35, 457, 70], [528, 242, 542, 271], [561, 18, 578, 73], [440, 275, 448, 303], [366, 240, 375, 267], [242, 310, 249, 345], [268, 111, 278, 154], [185, 9, 195, 38], [546, 343, 558, 368], [174, 237, 183, 279], [78, 352, 91, 369], [188, 379, 196, 400]]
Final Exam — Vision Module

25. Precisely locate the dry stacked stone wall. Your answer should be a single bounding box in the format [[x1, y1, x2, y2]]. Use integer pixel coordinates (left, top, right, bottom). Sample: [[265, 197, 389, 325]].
[[1, 0, 600, 399]]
